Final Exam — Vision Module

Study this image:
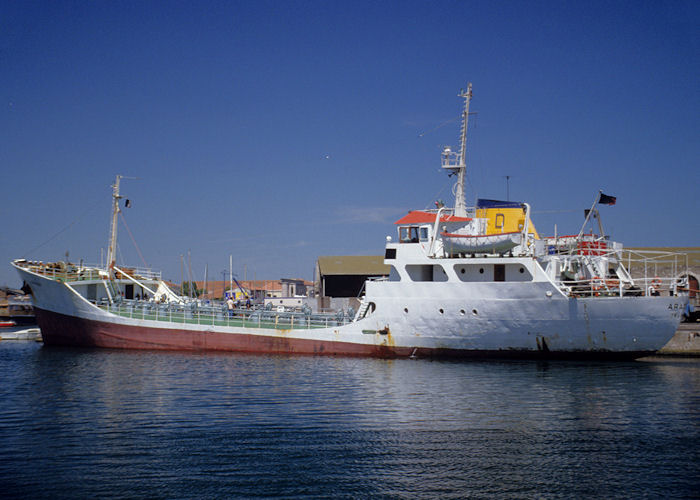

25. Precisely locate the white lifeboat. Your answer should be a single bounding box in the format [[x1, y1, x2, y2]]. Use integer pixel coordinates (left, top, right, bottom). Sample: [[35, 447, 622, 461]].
[[440, 230, 522, 254]]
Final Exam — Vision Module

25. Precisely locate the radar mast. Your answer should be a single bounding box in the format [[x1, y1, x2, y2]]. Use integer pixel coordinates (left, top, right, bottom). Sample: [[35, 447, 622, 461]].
[[441, 83, 473, 217]]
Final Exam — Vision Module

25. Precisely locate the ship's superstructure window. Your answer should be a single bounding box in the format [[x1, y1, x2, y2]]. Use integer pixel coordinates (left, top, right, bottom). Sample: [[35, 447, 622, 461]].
[[389, 266, 401, 281], [454, 263, 533, 282], [494, 264, 505, 282], [399, 226, 419, 243], [419, 227, 429, 241], [406, 264, 447, 282], [406, 264, 430, 281]]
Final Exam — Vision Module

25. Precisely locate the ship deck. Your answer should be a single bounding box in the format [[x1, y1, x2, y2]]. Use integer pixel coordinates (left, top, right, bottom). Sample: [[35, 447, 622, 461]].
[[97, 301, 353, 331]]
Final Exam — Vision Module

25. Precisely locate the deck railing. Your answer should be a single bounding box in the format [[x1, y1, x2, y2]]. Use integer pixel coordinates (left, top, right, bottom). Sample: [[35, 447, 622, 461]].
[[552, 247, 689, 298], [15, 261, 162, 282], [97, 300, 354, 330]]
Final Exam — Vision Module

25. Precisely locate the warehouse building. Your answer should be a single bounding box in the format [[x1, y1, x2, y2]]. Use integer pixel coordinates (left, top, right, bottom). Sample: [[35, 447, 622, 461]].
[[314, 255, 390, 298]]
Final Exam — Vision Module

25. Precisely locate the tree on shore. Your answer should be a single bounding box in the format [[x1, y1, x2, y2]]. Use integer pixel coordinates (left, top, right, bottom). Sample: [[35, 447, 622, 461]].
[[181, 281, 199, 297]]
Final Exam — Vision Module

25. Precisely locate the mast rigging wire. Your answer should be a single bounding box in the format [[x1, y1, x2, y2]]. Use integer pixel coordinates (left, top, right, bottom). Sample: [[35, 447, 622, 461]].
[[119, 211, 149, 268], [21, 199, 102, 259]]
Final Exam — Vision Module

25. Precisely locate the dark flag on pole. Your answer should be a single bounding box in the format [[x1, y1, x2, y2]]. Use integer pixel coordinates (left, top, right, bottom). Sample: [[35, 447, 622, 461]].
[[124, 199, 131, 208], [599, 193, 616, 205]]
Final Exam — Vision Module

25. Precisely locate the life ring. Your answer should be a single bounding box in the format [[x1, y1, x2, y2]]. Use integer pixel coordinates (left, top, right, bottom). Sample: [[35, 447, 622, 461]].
[[605, 279, 620, 289], [651, 278, 662, 290], [591, 277, 603, 296]]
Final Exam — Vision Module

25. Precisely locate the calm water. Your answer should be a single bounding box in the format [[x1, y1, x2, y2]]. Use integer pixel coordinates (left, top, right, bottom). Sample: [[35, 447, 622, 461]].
[[0, 342, 698, 499]]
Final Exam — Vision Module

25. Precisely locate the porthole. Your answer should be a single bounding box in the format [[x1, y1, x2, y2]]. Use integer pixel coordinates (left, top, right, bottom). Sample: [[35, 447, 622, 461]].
[[460, 268, 465, 274], [460, 309, 466, 315], [479, 268, 484, 274], [472, 309, 478, 315], [439, 308, 444, 314], [404, 307, 409, 314], [519, 267, 525, 274]]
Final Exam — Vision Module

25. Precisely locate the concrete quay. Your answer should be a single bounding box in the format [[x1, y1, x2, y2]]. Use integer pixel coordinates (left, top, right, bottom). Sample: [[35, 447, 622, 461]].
[[657, 323, 700, 356]]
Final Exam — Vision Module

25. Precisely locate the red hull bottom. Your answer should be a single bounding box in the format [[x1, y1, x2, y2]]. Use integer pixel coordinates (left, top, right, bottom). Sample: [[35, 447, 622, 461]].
[[34, 307, 653, 360], [35, 307, 414, 357]]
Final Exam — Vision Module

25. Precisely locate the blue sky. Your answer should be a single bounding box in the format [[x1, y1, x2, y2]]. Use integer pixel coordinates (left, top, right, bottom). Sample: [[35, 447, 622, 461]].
[[1, 0, 698, 287]]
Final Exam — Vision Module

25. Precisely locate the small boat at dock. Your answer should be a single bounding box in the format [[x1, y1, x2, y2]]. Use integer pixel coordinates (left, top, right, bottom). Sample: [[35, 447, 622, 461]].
[[0, 287, 40, 341], [0, 324, 42, 341]]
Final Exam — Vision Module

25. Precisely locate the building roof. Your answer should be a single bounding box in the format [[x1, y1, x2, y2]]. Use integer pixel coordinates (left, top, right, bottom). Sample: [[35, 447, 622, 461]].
[[241, 280, 284, 292], [628, 248, 700, 269], [316, 255, 390, 276], [194, 279, 284, 297]]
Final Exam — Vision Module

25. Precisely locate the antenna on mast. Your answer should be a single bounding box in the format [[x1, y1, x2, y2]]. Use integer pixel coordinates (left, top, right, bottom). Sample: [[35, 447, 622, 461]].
[[441, 83, 473, 217]]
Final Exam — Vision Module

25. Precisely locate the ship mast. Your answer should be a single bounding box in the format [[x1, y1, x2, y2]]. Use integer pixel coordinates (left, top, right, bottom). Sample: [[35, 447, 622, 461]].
[[441, 83, 473, 217], [106, 175, 123, 277]]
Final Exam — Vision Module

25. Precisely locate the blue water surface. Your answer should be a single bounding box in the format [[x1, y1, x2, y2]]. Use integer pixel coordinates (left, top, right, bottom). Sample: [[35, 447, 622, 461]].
[[0, 342, 698, 499]]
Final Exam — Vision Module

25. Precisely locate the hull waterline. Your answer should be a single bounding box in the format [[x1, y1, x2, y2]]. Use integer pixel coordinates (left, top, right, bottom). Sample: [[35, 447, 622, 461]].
[[33, 306, 660, 361]]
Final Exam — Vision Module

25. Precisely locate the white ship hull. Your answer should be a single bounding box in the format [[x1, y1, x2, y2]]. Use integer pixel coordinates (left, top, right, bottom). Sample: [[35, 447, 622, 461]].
[[15, 262, 685, 359]]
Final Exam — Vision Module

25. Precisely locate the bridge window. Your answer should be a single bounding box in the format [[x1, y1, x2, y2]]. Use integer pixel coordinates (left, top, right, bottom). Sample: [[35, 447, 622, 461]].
[[399, 226, 419, 243]]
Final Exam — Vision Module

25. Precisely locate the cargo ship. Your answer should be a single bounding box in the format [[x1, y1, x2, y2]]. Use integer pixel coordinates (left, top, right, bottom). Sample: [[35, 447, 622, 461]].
[[13, 85, 689, 358]]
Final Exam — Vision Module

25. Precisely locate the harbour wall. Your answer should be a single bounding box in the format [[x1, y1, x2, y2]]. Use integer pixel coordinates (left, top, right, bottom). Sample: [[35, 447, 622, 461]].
[[657, 323, 700, 356]]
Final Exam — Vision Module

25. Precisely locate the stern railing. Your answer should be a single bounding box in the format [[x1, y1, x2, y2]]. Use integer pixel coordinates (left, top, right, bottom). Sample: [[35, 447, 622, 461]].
[[552, 248, 689, 298]]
